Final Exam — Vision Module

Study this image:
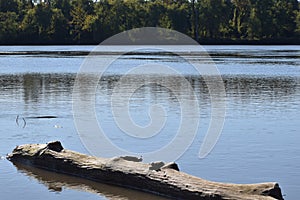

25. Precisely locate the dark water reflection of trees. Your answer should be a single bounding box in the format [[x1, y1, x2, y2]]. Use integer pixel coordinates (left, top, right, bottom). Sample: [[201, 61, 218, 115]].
[[0, 73, 299, 104]]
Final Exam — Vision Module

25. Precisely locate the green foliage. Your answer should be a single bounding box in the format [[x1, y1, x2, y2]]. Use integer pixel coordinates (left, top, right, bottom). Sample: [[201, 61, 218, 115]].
[[0, 0, 18, 12], [0, 0, 299, 44], [49, 8, 68, 42], [231, 0, 252, 38], [0, 12, 19, 42], [272, 0, 298, 37], [296, 10, 300, 36], [20, 8, 39, 41], [198, 0, 231, 39], [50, 0, 70, 18], [70, 4, 87, 42]]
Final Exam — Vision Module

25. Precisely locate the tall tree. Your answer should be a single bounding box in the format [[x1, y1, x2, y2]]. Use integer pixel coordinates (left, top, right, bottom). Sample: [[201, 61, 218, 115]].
[[70, 4, 87, 42], [231, 0, 251, 38], [49, 8, 69, 42], [198, 0, 231, 39], [0, 0, 18, 12], [166, 1, 190, 34], [35, 3, 52, 40], [92, 0, 113, 41], [295, 9, 300, 36], [50, 0, 71, 19], [72, 0, 94, 14], [272, 0, 298, 37], [17, 0, 34, 20], [246, 7, 261, 39], [191, 0, 198, 40], [20, 8, 39, 43], [0, 12, 19, 43]]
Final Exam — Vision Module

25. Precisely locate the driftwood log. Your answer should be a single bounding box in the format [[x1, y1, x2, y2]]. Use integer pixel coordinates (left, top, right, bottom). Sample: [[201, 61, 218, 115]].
[[7, 141, 284, 200]]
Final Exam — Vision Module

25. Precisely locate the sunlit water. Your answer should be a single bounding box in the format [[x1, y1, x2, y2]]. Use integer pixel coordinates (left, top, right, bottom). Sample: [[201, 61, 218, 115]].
[[0, 45, 299, 200]]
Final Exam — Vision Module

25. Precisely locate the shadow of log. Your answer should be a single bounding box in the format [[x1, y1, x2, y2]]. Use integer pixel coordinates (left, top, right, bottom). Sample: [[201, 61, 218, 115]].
[[12, 162, 168, 200]]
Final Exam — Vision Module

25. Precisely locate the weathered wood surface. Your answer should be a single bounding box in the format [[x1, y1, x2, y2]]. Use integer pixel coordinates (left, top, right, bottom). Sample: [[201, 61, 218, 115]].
[[7, 141, 284, 200]]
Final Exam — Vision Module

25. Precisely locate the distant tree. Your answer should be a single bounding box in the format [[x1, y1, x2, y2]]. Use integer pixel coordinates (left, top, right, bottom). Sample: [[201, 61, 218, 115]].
[[50, 0, 71, 19], [122, 0, 147, 29], [0, 12, 19, 42], [198, 0, 231, 39], [72, 0, 94, 14], [17, 0, 34, 20], [20, 4, 53, 42], [146, 0, 165, 27], [231, 0, 251, 39], [246, 7, 261, 39], [70, 5, 86, 42], [165, 1, 190, 34], [295, 9, 300, 36], [258, 0, 275, 38], [246, 0, 274, 39], [0, 0, 299, 44], [191, 0, 198, 40], [220, 0, 234, 39], [35, 4, 52, 40], [49, 8, 68, 42], [92, 0, 112, 41], [271, 0, 298, 38], [70, 0, 96, 43], [20, 8, 39, 42], [0, 0, 18, 12]]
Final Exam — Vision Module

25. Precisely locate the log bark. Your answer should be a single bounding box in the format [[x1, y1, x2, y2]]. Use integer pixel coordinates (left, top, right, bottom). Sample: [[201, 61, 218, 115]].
[[7, 141, 284, 200]]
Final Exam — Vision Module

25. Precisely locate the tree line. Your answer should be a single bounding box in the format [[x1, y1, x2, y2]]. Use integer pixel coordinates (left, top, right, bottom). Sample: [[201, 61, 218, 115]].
[[0, 0, 299, 44]]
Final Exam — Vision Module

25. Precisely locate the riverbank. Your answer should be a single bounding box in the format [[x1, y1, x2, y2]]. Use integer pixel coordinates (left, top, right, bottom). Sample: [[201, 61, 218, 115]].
[[1, 38, 300, 46]]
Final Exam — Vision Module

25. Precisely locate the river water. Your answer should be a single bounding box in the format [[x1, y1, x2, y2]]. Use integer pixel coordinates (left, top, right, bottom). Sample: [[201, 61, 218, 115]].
[[0, 45, 299, 200]]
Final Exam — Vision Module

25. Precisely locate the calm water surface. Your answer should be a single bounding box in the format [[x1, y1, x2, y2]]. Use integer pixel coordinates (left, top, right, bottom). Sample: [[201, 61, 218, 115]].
[[0, 45, 299, 199]]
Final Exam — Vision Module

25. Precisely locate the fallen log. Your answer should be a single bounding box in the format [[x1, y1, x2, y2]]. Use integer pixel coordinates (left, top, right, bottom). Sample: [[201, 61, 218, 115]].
[[7, 141, 284, 200]]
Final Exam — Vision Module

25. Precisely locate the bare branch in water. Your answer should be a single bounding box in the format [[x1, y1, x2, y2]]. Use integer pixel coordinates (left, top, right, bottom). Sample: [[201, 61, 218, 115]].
[[16, 115, 19, 126], [22, 118, 26, 129]]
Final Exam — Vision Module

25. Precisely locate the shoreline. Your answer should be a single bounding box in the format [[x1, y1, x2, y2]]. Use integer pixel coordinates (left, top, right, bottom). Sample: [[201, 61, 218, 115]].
[[1, 39, 300, 46]]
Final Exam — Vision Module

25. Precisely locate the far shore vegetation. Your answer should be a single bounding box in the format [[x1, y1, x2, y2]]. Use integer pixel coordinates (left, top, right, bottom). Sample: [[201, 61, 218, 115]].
[[0, 0, 300, 45]]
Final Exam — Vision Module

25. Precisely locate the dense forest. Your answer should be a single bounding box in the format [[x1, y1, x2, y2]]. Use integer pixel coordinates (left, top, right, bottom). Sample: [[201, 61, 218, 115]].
[[0, 0, 299, 44]]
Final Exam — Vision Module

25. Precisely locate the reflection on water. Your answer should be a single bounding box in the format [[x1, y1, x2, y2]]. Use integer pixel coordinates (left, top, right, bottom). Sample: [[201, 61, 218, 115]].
[[13, 162, 168, 200], [2, 72, 299, 156], [224, 76, 299, 100], [0, 45, 300, 200], [0, 74, 75, 111], [3, 73, 297, 104]]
